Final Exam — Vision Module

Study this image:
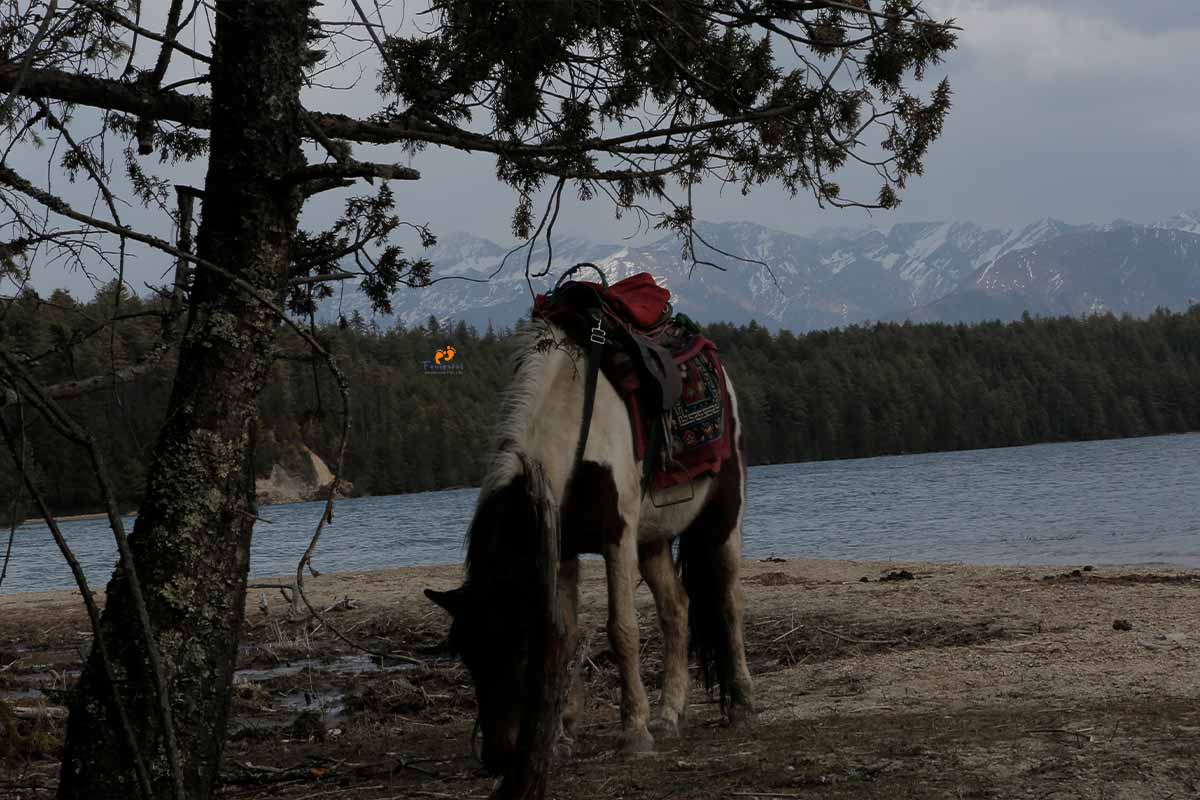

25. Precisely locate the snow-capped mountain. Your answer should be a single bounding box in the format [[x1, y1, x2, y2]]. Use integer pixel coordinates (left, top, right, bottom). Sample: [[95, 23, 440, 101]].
[[1153, 210, 1200, 236], [959, 223, 1200, 319], [324, 210, 1200, 331]]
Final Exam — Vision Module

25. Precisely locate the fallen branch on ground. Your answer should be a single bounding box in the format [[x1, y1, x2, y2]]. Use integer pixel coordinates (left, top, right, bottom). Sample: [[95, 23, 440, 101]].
[[1026, 727, 1095, 743]]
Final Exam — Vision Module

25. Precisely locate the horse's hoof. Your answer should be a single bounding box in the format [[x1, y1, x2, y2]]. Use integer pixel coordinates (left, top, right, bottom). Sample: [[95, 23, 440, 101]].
[[725, 700, 756, 728], [562, 715, 578, 739], [620, 727, 655, 756], [554, 734, 575, 761], [648, 716, 681, 738]]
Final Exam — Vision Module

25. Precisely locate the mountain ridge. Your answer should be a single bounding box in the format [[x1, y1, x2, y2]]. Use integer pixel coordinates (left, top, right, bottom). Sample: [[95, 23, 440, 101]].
[[323, 210, 1200, 331]]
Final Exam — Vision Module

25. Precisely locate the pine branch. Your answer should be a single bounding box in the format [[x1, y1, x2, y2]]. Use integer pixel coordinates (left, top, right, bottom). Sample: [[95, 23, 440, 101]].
[[1, 65, 806, 162]]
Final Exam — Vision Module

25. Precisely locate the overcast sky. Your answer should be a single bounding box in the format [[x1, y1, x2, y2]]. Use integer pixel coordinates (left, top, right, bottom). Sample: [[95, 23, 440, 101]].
[[377, 0, 1200, 243], [10, 0, 1200, 296]]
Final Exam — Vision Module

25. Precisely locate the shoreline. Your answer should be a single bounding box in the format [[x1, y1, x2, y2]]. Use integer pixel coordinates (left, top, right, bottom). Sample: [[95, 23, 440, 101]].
[[5, 556, 1198, 603], [4, 554, 1199, 598], [13, 510, 133, 528]]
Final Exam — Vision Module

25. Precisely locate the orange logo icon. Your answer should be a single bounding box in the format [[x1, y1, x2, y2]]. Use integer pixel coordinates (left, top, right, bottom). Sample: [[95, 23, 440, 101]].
[[435, 345, 457, 365]]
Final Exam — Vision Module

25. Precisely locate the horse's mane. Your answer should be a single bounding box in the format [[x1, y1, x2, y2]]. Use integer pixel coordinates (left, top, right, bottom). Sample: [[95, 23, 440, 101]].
[[484, 319, 550, 474]]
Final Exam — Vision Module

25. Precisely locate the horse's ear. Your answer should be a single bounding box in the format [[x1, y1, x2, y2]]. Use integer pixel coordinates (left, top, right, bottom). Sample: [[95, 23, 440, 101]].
[[424, 585, 468, 616]]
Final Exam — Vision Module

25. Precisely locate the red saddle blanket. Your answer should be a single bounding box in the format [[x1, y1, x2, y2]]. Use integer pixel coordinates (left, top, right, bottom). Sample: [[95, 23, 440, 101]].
[[533, 272, 733, 491]]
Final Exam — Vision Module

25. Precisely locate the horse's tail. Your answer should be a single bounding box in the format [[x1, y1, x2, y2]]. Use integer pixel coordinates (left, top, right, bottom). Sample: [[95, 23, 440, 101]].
[[676, 372, 746, 712], [676, 528, 735, 710]]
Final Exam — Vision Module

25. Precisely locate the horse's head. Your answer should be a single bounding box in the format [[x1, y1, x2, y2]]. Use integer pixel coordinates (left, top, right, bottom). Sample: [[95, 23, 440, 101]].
[[425, 581, 532, 774], [428, 440, 558, 773]]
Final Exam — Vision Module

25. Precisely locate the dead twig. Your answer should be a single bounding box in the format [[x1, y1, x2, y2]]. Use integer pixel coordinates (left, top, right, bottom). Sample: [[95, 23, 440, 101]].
[[1026, 727, 1095, 743], [288, 785, 384, 800], [771, 624, 803, 643], [815, 626, 906, 646], [10, 705, 69, 720]]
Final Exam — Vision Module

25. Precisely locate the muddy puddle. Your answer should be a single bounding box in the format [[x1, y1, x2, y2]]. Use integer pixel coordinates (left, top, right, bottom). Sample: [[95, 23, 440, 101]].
[[228, 654, 422, 727], [0, 633, 423, 735], [233, 652, 414, 682]]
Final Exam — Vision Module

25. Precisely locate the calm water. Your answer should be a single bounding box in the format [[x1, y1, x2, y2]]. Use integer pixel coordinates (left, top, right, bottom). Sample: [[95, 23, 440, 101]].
[[3, 434, 1198, 594]]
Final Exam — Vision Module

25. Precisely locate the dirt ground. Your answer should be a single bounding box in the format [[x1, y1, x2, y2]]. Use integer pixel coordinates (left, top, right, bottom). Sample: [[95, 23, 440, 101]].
[[2, 557, 1199, 799]]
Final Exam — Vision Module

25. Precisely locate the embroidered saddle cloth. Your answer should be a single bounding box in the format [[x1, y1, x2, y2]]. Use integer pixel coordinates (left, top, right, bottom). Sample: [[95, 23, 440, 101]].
[[533, 272, 733, 491]]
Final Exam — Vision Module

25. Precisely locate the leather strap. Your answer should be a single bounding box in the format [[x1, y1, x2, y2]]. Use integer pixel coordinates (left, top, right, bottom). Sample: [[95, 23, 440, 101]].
[[572, 314, 606, 469], [631, 334, 683, 411]]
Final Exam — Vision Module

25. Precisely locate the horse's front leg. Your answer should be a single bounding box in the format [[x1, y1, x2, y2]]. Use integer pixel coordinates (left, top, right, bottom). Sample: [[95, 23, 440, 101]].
[[559, 557, 582, 739], [638, 539, 688, 738], [603, 529, 655, 755]]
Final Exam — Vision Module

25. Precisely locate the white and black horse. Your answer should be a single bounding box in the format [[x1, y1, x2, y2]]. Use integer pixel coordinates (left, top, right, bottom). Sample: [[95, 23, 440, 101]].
[[426, 317, 754, 773]]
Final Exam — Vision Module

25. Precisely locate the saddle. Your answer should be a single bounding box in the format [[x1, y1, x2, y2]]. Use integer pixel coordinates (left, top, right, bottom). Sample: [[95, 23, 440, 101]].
[[533, 270, 733, 492]]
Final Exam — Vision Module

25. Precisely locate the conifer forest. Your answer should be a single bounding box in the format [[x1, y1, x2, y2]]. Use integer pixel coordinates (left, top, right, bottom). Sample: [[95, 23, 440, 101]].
[[5, 286, 1199, 516]]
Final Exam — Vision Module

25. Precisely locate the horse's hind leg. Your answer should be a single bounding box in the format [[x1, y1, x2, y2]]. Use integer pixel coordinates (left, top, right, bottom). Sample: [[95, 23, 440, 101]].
[[638, 539, 688, 737], [716, 524, 755, 725]]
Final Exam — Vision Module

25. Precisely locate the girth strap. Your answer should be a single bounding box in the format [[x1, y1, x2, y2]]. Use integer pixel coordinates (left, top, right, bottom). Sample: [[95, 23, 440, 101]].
[[572, 312, 607, 469]]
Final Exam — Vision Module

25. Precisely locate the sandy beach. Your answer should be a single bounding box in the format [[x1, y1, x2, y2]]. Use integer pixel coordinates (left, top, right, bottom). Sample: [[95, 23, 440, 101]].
[[3, 557, 1199, 798]]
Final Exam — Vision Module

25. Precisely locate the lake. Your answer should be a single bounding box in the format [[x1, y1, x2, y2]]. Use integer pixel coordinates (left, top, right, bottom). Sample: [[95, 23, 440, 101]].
[[3, 433, 1199, 594]]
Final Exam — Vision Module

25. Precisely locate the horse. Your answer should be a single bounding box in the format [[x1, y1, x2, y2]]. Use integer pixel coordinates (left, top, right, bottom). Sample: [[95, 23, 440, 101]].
[[425, 314, 754, 774]]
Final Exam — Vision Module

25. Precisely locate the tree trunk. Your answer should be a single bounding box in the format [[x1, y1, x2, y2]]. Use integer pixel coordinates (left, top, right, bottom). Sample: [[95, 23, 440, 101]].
[[58, 3, 309, 798]]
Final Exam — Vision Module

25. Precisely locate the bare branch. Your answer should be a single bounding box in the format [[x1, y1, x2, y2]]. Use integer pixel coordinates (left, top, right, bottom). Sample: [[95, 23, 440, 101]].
[[0, 64, 211, 129], [0, 340, 174, 408], [0, 393, 156, 800], [287, 160, 420, 185], [147, 0, 188, 85], [288, 269, 357, 288], [35, 99, 122, 225], [69, 0, 213, 64], [299, 176, 356, 199], [0, 163, 199, 268]]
